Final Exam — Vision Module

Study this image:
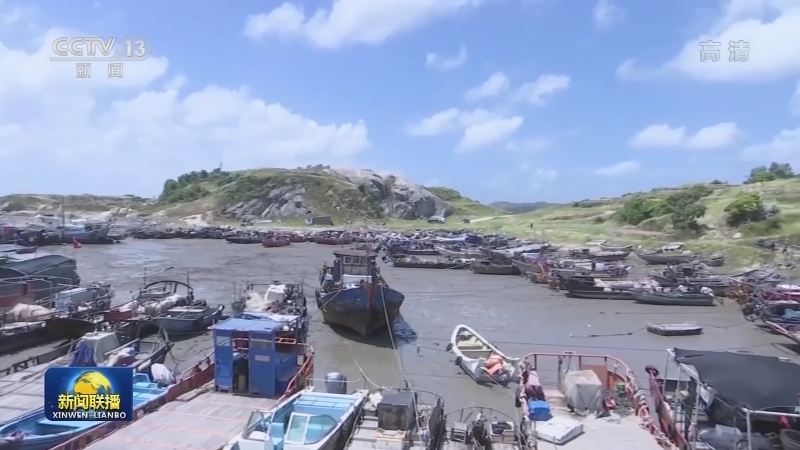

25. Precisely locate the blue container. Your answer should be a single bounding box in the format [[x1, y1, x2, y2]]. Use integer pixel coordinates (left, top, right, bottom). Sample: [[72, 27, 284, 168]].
[[527, 400, 552, 421]]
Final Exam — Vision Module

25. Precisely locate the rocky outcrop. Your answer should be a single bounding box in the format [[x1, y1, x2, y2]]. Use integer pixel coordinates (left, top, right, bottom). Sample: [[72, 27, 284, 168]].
[[219, 168, 455, 220]]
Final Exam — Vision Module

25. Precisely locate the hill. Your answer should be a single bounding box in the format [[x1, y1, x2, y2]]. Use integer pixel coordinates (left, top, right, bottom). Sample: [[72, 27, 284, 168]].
[[489, 201, 556, 214]]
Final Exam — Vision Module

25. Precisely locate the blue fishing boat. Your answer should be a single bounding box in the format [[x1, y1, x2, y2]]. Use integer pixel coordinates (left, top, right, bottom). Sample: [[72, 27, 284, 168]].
[[315, 250, 405, 336], [0, 372, 169, 450], [152, 303, 224, 335], [222, 389, 368, 450], [60, 313, 314, 450]]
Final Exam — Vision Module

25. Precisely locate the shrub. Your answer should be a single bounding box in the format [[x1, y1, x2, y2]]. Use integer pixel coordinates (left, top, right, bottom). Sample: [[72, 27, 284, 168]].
[[724, 193, 765, 227]]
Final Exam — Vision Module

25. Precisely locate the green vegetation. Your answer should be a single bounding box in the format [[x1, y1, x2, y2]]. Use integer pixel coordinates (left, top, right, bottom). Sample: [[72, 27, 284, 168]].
[[425, 187, 506, 216], [745, 162, 794, 184], [617, 184, 713, 233]]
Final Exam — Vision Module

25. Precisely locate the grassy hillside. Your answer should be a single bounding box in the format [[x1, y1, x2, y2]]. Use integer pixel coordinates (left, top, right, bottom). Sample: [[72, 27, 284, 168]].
[[0, 194, 151, 212], [489, 201, 556, 214], [424, 187, 507, 217]]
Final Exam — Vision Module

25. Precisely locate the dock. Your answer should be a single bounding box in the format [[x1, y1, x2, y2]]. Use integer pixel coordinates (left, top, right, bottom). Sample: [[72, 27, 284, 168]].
[[0, 363, 48, 424], [84, 391, 279, 450]]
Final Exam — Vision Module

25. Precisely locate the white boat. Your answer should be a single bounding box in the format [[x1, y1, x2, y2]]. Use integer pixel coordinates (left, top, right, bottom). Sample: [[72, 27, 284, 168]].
[[447, 324, 521, 385]]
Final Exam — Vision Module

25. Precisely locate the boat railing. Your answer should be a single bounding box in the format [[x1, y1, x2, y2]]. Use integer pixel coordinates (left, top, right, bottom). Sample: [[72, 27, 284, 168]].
[[520, 351, 677, 450], [647, 349, 800, 450]]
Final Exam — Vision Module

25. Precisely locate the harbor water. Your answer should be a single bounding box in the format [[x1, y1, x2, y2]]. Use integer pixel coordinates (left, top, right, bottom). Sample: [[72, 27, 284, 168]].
[[1, 239, 796, 417]]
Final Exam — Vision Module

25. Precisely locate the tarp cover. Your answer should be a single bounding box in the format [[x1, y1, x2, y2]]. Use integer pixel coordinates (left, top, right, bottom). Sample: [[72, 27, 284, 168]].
[[562, 369, 603, 414], [673, 348, 800, 410]]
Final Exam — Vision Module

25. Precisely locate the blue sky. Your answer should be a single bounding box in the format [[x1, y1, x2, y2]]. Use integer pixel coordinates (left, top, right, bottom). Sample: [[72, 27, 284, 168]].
[[0, 0, 798, 203]]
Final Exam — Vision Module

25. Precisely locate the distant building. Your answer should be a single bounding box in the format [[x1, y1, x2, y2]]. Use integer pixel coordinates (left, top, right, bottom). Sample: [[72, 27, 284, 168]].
[[306, 216, 334, 226]]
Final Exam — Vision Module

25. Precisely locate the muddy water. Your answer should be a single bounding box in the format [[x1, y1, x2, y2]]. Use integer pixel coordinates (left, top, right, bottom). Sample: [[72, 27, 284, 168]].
[[2, 240, 796, 417]]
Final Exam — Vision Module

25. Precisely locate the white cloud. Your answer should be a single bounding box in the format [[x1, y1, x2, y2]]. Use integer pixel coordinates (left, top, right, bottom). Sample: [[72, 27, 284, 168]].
[[510, 74, 570, 105], [426, 44, 467, 71], [406, 108, 523, 152], [464, 72, 509, 102], [0, 27, 371, 195], [456, 116, 523, 153], [506, 137, 551, 153], [629, 123, 739, 149], [618, 1, 800, 82], [741, 125, 800, 165], [244, 0, 480, 49], [595, 160, 640, 177], [792, 81, 800, 116], [593, 0, 625, 29]]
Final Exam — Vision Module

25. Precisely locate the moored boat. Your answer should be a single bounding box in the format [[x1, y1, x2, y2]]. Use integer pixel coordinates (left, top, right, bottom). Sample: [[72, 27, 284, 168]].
[[45, 282, 115, 340], [0, 372, 169, 450], [345, 387, 445, 450], [392, 257, 470, 269], [446, 324, 520, 385], [55, 314, 314, 450], [222, 389, 368, 450], [517, 351, 674, 449], [444, 406, 526, 450], [635, 250, 696, 265], [316, 250, 404, 336], [152, 303, 224, 335], [471, 261, 520, 275], [646, 348, 800, 450], [261, 237, 290, 248], [633, 290, 717, 306]]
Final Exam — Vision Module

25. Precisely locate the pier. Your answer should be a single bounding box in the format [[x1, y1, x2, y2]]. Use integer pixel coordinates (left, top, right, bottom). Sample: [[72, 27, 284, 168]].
[[83, 390, 279, 450], [0, 363, 48, 424]]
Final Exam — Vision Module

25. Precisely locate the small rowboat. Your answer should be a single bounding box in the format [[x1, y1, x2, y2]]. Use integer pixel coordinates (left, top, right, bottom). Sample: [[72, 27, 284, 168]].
[[446, 324, 520, 385], [262, 238, 290, 248], [646, 322, 703, 336]]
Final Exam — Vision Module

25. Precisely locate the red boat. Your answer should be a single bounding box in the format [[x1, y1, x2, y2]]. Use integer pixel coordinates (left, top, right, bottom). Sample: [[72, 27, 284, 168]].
[[289, 234, 307, 243], [262, 238, 290, 248]]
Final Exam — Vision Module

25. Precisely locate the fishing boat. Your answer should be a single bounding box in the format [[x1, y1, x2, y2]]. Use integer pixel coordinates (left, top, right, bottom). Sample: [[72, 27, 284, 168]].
[[45, 282, 115, 340], [517, 351, 673, 450], [471, 261, 521, 275], [599, 242, 633, 252], [446, 324, 520, 385], [633, 290, 717, 306], [222, 389, 368, 450], [646, 348, 800, 450], [444, 406, 526, 450], [435, 246, 482, 259], [54, 314, 314, 450], [699, 254, 726, 267], [152, 302, 224, 335], [634, 249, 696, 265], [645, 322, 704, 336], [0, 372, 169, 450], [345, 387, 445, 450], [233, 282, 308, 318], [392, 257, 469, 269], [0, 255, 80, 308], [316, 250, 404, 336], [261, 237, 290, 248], [105, 275, 198, 338]]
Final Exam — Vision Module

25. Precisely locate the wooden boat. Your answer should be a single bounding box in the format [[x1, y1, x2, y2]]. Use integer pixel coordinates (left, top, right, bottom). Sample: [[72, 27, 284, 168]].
[[633, 290, 716, 306], [446, 324, 520, 385], [592, 250, 630, 262], [0, 255, 81, 308], [153, 303, 224, 335], [471, 261, 520, 275], [435, 246, 482, 258], [288, 234, 307, 243], [391, 258, 469, 269], [45, 282, 115, 340], [261, 238, 290, 248], [0, 372, 169, 450], [232, 282, 308, 339], [565, 287, 635, 300], [646, 322, 703, 336], [223, 389, 368, 450], [346, 387, 445, 450], [599, 242, 633, 252], [225, 235, 263, 244], [634, 250, 695, 265]]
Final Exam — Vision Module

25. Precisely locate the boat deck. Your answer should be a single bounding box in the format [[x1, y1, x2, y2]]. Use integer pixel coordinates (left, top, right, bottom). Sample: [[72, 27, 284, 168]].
[[0, 363, 48, 424], [84, 390, 279, 450], [530, 389, 664, 450]]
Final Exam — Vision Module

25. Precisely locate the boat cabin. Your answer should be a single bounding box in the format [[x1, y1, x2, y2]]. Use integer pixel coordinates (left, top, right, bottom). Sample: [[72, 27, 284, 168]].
[[210, 313, 308, 397], [233, 390, 366, 450], [331, 250, 376, 286]]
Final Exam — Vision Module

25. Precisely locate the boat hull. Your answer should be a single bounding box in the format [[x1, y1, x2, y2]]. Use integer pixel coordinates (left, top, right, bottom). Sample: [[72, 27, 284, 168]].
[[448, 324, 519, 385], [633, 291, 716, 306], [45, 317, 99, 340], [152, 306, 223, 335], [0, 325, 52, 356], [317, 285, 404, 336], [565, 289, 634, 300]]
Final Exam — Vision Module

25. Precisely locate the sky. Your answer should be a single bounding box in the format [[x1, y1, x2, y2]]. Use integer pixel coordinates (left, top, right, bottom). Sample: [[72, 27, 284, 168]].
[[0, 0, 798, 204]]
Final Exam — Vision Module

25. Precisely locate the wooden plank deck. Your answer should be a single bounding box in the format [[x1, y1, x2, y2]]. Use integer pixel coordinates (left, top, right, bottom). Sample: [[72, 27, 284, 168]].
[[84, 391, 279, 450], [0, 363, 48, 424]]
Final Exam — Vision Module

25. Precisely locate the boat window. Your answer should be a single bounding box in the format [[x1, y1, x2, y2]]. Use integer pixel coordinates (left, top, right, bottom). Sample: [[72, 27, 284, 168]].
[[305, 415, 337, 444], [214, 335, 232, 347], [342, 256, 352, 265], [250, 338, 272, 350], [285, 413, 311, 444]]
